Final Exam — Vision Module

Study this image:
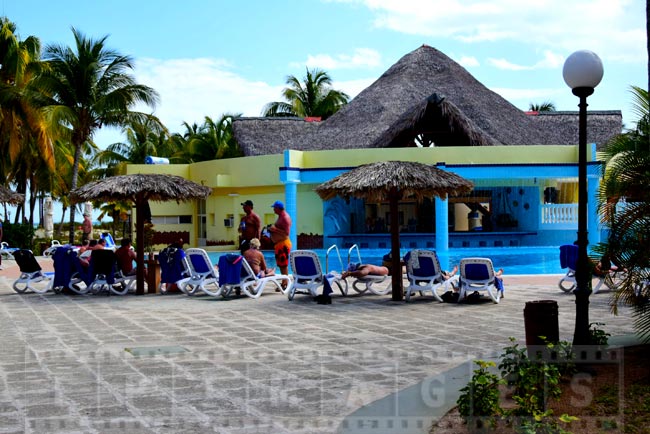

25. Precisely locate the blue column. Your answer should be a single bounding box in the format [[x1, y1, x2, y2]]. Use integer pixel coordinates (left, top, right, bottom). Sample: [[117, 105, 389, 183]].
[[587, 144, 600, 247], [588, 175, 599, 247], [285, 181, 298, 248], [281, 150, 300, 249], [435, 195, 450, 270]]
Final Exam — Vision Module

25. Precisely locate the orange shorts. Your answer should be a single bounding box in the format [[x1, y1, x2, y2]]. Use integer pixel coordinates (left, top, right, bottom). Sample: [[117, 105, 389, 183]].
[[274, 239, 292, 268]]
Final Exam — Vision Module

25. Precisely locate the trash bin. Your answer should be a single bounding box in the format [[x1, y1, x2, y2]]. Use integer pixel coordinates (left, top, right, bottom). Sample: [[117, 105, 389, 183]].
[[468, 211, 482, 231], [524, 300, 559, 358]]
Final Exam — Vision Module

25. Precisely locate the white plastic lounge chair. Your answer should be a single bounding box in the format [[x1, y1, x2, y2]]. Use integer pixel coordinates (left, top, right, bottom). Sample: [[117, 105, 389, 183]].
[[42, 240, 62, 257], [218, 254, 292, 299], [346, 244, 390, 296], [288, 249, 347, 301], [558, 244, 625, 294], [0, 241, 19, 260], [181, 248, 220, 296], [87, 249, 128, 295], [12, 249, 53, 294], [157, 246, 191, 294], [458, 257, 501, 304], [404, 249, 456, 302]]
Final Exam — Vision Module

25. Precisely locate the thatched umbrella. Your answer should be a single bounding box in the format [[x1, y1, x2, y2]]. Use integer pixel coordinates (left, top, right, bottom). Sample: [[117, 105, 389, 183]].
[[0, 185, 25, 205], [315, 160, 473, 301], [70, 174, 211, 295]]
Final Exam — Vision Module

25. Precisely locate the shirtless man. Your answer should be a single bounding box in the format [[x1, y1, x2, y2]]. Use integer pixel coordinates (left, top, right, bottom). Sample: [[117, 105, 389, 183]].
[[238, 200, 261, 253], [268, 200, 291, 288]]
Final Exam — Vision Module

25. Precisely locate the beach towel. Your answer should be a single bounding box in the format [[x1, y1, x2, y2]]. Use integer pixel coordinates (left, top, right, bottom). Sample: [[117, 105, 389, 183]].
[[218, 254, 243, 286]]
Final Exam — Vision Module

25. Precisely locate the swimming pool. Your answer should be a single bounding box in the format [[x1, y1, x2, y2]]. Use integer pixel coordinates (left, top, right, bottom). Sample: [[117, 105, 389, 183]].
[[208, 246, 563, 275]]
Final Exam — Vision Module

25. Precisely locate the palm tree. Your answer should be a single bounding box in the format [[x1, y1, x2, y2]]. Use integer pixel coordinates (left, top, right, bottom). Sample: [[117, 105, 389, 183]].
[[37, 28, 159, 243], [597, 86, 650, 341], [94, 114, 169, 177], [173, 114, 242, 162], [528, 101, 556, 112], [262, 68, 349, 119], [0, 18, 55, 188]]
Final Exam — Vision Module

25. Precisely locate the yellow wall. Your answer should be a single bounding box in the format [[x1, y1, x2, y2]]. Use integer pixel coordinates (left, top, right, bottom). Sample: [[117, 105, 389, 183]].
[[126, 145, 581, 248]]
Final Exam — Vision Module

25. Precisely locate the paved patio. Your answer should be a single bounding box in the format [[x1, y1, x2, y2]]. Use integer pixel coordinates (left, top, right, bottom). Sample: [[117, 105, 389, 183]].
[[0, 257, 637, 434]]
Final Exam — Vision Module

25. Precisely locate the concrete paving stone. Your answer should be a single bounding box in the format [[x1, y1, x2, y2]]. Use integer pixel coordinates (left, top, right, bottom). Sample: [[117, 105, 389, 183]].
[[27, 417, 89, 433], [153, 421, 219, 434], [78, 404, 136, 418], [91, 419, 156, 433], [4, 371, 50, 384], [0, 414, 21, 428], [23, 403, 71, 418], [0, 362, 43, 373], [154, 377, 206, 390], [204, 377, 251, 390]]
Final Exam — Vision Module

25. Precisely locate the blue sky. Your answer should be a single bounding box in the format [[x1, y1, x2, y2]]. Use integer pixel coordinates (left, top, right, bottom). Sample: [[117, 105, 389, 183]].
[[6, 0, 647, 150]]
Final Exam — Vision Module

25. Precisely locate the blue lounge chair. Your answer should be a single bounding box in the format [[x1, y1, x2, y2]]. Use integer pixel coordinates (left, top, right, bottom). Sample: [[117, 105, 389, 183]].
[[182, 248, 220, 296], [218, 253, 291, 299], [404, 249, 455, 302], [42, 240, 62, 257], [12, 249, 54, 294], [100, 233, 116, 250], [458, 257, 501, 304], [288, 249, 346, 300], [52, 244, 77, 293], [558, 244, 623, 294], [346, 244, 390, 296], [87, 249, 127, 295], [0, 241, 19, 260], [157, 246, 190, 294]]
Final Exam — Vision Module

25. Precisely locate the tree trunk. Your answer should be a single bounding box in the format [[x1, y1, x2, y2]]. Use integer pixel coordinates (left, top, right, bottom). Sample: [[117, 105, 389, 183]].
[[57, 205, 67, 239], [68, 141, 83, 244]]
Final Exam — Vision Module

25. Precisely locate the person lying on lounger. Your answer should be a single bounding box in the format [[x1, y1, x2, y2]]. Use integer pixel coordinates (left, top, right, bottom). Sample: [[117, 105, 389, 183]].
[[341, 263, 389, 279]]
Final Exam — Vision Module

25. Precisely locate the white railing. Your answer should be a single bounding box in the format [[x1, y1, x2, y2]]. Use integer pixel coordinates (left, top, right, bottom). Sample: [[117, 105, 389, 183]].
[[540, 204, 578, 229]]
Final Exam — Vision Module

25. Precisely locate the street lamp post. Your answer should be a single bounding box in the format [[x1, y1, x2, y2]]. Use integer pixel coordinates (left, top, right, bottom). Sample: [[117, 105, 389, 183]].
[[562, 50, 604, 346]]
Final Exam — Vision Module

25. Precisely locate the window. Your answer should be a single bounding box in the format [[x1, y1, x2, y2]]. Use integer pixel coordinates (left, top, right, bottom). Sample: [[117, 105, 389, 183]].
[[150, 216, 192, 225]]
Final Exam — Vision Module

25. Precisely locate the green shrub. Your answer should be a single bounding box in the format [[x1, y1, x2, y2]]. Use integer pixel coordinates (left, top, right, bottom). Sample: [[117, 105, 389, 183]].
[[588, 322, 611, 346], [2, 222, 35, 250], [457, 360, 503, 432]]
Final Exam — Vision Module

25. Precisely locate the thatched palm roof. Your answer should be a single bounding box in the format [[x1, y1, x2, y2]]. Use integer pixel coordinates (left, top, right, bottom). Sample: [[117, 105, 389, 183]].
[[69, 174, 211, 204], [233, 45, 622, 156], [70, 174, 211, 296], [0, 186, 24, 205], [316, 160, 473, 301], [315, 161, 474, 203], [527, 111, 623, 150]]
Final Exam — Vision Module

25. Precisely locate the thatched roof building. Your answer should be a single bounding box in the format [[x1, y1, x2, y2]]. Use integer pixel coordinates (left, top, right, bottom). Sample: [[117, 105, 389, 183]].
[[233, 45, 622, 156]]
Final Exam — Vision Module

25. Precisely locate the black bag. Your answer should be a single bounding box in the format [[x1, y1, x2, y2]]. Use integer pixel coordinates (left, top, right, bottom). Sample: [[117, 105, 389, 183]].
[[465, 291, 482, 304], [441, 291, 460, 303]]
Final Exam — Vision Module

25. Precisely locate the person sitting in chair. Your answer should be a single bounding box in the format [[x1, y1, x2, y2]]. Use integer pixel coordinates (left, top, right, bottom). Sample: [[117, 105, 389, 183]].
[[243, 238, 275, 278], [115, 238, 146, 277]]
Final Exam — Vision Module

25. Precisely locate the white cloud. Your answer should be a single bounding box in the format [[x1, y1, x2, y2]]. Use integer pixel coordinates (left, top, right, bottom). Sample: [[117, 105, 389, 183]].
[[291, 48, 382, 70], [488, 50, 565, 71], [457, 56, 480, 68], [488, 58, 529, 71], [334, 0, 646, 63], [133, 57, 284, 133]]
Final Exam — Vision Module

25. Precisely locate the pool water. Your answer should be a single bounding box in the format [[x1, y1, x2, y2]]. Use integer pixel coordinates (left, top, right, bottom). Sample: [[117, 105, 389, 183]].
[[208, 246, 563, 275]]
